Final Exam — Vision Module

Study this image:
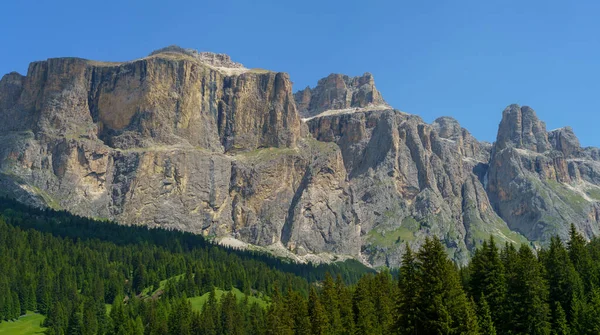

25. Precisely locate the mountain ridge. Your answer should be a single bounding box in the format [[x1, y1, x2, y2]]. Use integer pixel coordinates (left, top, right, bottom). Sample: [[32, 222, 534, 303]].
[[0, 46, 598, 267]]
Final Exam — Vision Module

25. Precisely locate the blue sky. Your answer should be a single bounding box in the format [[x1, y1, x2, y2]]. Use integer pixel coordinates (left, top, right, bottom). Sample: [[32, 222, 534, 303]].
[[1, 0, 599, 146]]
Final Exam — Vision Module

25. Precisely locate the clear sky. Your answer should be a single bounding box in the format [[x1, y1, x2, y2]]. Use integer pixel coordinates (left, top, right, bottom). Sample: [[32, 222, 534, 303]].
[[1, 0, 599, 146]]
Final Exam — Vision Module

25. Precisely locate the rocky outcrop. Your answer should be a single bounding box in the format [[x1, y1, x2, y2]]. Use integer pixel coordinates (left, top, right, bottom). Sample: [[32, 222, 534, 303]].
[[305, 108, 525, 265], [487, 105, 600, 242], [294, 73, 388, 118], [1, 48, 600, 267]]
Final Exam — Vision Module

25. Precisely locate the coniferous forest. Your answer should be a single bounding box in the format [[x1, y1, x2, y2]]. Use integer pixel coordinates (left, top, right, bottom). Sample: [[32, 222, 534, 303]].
[[2, 198, 600, 334]]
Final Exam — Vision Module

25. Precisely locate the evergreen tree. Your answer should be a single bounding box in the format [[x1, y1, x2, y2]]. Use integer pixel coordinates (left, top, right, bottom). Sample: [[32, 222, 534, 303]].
[[477, 295, 497, 335], [109, 295, 128, 335], [415, 237, 478, 334], [582, 288, 600, 334], [335, 274, 355, 335], [132, 262, 146, 295], [67, 305, 83, 335], [506, 246, 551, 335], [285, 287, 310, 335], [168, 296, 192, 335], [266, 285, 293, 335], [551, 302, 570, 335], [395, 244, 419, 335], [309, 286, 329, 335], [200, 288, 218, 335], [321, 273, 342, 334], [469, 237, 506, 326], [544, 236, 583, 322], [568, 223, 595, 290]]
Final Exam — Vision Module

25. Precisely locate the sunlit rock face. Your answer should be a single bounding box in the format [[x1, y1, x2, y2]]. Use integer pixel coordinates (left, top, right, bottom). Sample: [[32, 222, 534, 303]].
[[1, 47, 599, 267], [487, 104, 600, 242]]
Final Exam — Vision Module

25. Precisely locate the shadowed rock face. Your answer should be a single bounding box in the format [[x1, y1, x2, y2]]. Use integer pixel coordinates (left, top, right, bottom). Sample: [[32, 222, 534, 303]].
[[1, 48, 599, 267], [294, 73, 388, 118]]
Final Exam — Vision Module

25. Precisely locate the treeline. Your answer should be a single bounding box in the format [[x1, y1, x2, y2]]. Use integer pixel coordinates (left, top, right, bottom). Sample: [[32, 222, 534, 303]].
[[3, 195, 600, 334], [0, 198, 370, 284], [0, 198, 367, 334]]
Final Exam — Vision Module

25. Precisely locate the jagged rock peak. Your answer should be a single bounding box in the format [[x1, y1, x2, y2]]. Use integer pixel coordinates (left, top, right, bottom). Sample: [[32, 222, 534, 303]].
[[495, 104, 550, 153], [149, 45, 245, 69], [549, 126, 581, 158], [432, 116, 463, 140], [295, 72, 389, 118]]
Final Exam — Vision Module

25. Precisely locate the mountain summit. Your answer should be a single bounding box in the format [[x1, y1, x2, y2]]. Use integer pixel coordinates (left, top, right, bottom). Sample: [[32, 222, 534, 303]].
[[0, 47, 598, 267]]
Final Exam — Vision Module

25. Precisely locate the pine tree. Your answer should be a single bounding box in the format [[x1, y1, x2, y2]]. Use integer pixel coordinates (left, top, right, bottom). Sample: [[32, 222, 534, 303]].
[[477, 295, 497, 335], [373, 271, 395, 333], [109, 295, 128, 335], [266, 285, 293, 335], [469, 236, 506, 326], [353, 276, 376, 335], [219, 292, 241, 335], [415, 237, 478, 334], [567, 223, 595, 290], [132, 316, 144, 335], [168, 295, 192, 335], [285, 287, 310, 335], [132, 263, 146, 295], [506, 246, 551, 335], [544, 236, 583, 322], [201, 288, 218, 335], [582, 288, 600, 333], [321, 273, 342, 334], [67, 305, 83, 335], [82, 300, 98, 335], [11, 291, 20, 320], [395, 244, 419, 334], [335, 274, 355, 335], [551, 302, 570, 335], [248, 302, 267, 335], [309, 286, 329, 335]]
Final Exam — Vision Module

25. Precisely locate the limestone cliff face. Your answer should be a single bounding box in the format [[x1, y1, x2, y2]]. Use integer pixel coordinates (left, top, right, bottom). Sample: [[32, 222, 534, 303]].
[[306, 109, 524, 265], [0, 48, 316, 244], [487, 104, 600, 242], [294, 73, 388, 118], [1, 48, 600, 267]]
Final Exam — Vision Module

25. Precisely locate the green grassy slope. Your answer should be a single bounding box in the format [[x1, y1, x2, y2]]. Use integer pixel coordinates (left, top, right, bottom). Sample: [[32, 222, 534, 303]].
[[0, 312, 46, 335], [189, 288, 268, 311]]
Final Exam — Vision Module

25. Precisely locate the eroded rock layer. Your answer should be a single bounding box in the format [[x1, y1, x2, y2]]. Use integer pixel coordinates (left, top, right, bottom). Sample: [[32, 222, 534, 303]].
[[1, 47, 599, 267]]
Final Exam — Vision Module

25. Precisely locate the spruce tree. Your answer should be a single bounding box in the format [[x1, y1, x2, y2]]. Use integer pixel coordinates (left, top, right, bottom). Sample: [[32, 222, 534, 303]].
[[308, 286, 329, 335], [67, 305, 83, 335], [321, 273, 342, 334], [469, 236, 506, 326], [506, 246, 551, 335], [567, 223, 595, 290], [551, 302, 570, 335], [395, 244, 419, 335], [477, 295, 497, 335], [335, 274, 355, 335], [415, 237, 478, 334], [285, 287, 310, 335], [544, 236, 583, 322]]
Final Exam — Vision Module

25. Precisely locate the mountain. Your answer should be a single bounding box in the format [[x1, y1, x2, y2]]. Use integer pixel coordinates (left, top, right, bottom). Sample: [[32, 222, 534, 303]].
[[0, 46, 598, 267]]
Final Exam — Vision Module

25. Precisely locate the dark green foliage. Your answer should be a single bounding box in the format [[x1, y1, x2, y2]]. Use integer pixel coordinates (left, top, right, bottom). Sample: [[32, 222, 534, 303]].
[[393, 238, 479, 334], [469, 237, 506, 326], [308, 287, 329, 335], [5, 198, 600, 334], [551, 302, 570, 335], [477, 296, 496, 335], [395, 245, 419, 334]]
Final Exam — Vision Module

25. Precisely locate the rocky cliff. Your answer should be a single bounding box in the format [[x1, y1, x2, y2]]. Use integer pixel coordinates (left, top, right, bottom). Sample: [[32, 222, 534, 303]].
[[294, 73, 389, 119], [0, 47, 599, 267], [487, 105, 600, 242]]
